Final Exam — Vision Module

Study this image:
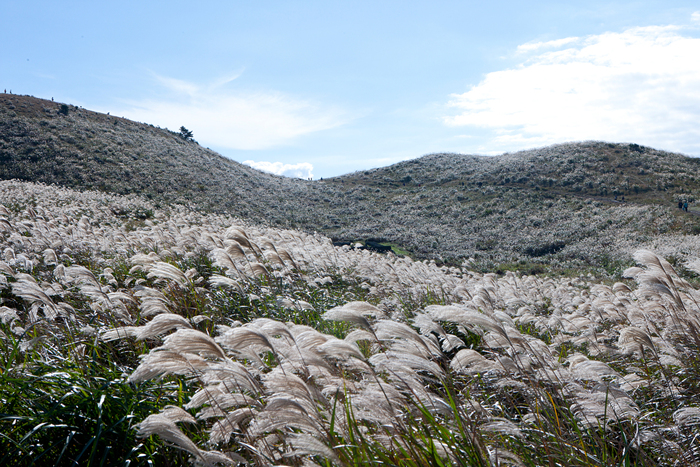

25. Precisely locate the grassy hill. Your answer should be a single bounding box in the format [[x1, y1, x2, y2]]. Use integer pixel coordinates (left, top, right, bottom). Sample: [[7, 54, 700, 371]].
[[326, 143, 700, 270], [2, 94, 700, 465], [3, 93, 700, 273], [0, 93, 315, 222]]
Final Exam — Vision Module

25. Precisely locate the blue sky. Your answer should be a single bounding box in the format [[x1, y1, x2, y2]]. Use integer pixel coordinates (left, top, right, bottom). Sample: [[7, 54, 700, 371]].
[[2, 1, 700, 178]]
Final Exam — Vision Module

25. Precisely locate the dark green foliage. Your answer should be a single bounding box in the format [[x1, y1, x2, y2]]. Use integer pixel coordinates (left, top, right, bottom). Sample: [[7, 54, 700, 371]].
[[327, 388, 490, 467], [0, 342, 188, 466], [179, 126, 193, 141], [525, 241, 566, 257]]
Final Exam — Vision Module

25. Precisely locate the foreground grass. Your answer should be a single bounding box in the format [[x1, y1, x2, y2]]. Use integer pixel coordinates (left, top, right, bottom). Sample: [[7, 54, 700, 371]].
[[1, 180, 700, 466], [0, 342, 188, 465]]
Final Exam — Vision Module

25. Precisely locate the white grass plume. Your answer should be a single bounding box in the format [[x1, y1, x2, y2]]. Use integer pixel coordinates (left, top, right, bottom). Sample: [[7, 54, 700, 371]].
[[129, 350, 212, 382], [209, 274, 244, 295], [216, 326, 275, 354], [162, 328, 226, 359], [134, 286, 173, 316], [11, 274, 60, 319], [618, 327, 656, 355], [425, 304, 505, 337], [450, 349, 501, 374], [369, 350, 444, 379], [0, 260, 14, 279], [567, 354, 620, 381], [374, 320, 441, 357], [101, 313, 192, 341], [211, 248, 242, 276], [323, 305, 373, 332], [673, 407, 700, 427], [42, 248, 57, 265], [287, 433, 340, 464], [185, 383, 260, 412], [135, 406, 236, 466], [570, 384, 640, 427], [481, 418, 524, 438], [147, 261, 190, 287], [0, 306, 19, 325]]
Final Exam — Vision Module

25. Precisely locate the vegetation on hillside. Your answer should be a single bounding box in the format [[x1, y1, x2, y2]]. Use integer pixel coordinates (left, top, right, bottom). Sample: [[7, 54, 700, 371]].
[[2, 180, 700, 465], [3, 95, 700, 273]]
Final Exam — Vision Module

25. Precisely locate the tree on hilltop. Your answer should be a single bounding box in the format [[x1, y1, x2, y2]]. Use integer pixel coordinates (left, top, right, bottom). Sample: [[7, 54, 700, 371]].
[[179, 126, 194, 141]]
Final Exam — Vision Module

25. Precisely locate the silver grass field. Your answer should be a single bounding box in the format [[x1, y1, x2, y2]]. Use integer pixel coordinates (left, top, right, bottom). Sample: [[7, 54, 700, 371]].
[[1, 179, 700, 466]]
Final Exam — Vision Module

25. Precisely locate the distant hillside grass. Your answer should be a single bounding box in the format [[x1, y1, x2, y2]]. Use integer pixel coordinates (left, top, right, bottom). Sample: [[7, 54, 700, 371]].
[[3, 93, 700, 273]]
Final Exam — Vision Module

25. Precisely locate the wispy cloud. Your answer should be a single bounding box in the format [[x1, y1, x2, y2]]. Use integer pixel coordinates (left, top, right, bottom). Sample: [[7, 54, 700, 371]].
[[516, 37, 580, 53], [445, 19, 700, 155], [116, 73, 347, 150], [243, 160, 314, 179], [153, 75, 200, 96]]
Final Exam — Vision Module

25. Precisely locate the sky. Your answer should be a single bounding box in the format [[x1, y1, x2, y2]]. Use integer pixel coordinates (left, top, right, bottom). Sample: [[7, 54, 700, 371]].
[[2, 1, 700, 178]]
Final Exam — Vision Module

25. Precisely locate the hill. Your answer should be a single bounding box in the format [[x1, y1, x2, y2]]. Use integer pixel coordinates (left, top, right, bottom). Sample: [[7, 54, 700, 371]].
[[326, 143, 700, 270], [0, 93, 317, 222], [2, 93, 700, 273]]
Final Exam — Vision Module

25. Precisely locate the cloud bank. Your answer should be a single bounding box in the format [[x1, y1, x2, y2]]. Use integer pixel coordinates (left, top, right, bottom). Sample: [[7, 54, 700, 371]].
[[117, 74, 346, 150], [446, 19, 700, 155], [243, 160, 314, 179]]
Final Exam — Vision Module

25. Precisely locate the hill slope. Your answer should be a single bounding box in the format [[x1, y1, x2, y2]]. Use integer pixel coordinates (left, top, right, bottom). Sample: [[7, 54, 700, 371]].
[[2, 93, 700, 272], [0, 94, 318, 219], [325, 143, 700, 268]]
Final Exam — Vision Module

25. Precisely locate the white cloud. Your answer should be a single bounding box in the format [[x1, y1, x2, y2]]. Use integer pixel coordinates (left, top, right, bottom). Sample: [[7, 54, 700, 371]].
[[516, 37, 580, 53], [243, 160, 314, 179], [692, 11, 700, 23], [115, 73, 347, 150], [445, 23, 700, 155]]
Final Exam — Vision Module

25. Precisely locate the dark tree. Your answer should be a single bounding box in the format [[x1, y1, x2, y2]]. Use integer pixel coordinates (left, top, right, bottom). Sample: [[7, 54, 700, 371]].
[[58, 104, 69, 116], [179, 126, 194, 141]]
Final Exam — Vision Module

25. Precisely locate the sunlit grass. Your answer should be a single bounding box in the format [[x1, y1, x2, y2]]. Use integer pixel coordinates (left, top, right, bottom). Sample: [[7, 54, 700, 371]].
[[1, 179, 700, 466]]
